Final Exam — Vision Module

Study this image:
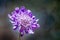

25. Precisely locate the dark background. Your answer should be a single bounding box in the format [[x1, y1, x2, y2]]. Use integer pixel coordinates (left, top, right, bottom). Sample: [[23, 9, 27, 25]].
[[0, 0, 60, 40]]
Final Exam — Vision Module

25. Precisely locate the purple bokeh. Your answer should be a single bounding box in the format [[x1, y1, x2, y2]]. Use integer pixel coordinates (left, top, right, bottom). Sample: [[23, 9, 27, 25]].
[[8, 6, 40, 36]]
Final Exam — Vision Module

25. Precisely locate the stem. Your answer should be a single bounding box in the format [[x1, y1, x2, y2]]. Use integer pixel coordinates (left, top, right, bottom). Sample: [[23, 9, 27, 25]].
[[18, 33, 21, 40]]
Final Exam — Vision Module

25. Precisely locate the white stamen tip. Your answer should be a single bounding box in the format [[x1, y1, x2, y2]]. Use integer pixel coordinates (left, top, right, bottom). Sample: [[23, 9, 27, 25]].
[[36, 19, 39, 22], [15, 7, 19, 10], [28, 10, 31, 12], [28, 29, 34, 34], [13, 26, 16, 29], [9, 20, 15, 23], [37, 24, 40, 27], [32, 16, 35, 18]]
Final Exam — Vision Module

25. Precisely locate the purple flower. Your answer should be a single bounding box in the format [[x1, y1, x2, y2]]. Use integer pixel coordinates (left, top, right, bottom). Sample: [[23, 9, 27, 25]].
[[8, 6, 40, 36]]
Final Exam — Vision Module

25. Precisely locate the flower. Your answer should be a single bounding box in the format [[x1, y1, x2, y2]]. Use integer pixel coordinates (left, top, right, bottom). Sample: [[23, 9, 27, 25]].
[[8, 6, 40, 36]]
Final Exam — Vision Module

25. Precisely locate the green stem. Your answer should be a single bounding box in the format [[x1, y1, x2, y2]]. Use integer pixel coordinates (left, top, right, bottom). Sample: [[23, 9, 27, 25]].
[[19, 33, 21, 40]]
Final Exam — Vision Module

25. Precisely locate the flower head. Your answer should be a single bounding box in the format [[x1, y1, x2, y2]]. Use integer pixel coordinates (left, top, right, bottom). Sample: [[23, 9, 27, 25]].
[[8, 6, 40, 36]]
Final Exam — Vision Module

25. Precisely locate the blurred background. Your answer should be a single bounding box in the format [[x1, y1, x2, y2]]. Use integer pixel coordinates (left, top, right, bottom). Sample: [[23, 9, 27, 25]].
[[0, 0, 60, 40]]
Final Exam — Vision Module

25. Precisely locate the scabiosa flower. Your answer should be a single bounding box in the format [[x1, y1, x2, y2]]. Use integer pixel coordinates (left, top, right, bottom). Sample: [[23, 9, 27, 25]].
[[8, 6, 40, 36]]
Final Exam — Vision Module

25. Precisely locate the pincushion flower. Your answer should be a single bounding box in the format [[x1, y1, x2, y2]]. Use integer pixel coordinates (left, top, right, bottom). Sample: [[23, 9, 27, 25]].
[[8, 6, 40, 36]]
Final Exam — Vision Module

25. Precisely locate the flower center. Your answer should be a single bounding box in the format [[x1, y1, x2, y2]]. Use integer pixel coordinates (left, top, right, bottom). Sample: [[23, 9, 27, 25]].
[[17, 14, 32, 27], [21, 19, 30, 27]]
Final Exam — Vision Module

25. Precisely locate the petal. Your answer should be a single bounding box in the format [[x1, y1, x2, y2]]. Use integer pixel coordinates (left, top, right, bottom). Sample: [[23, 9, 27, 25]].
[[8, 14, 14, 20], [31, 24, 39, 31], [20, 6, 26, 12], [15, 7, 20, 13], [36, 19, 39, 22], [15, 7, 19, 10], [33, 19, 39, 24], [13, 26, 17, 30], [32, 24, 36, 27], [28, 12, 32, 17], [28, 29, 34, 34], [27, 10, 31, 13], [37, 24, 40, 27], [9, 20, 15, 24], [20, 32, 24, 36], [32, 16, 35, 19], [20, 28, 24, 36], [25, 28, 29, 34]]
